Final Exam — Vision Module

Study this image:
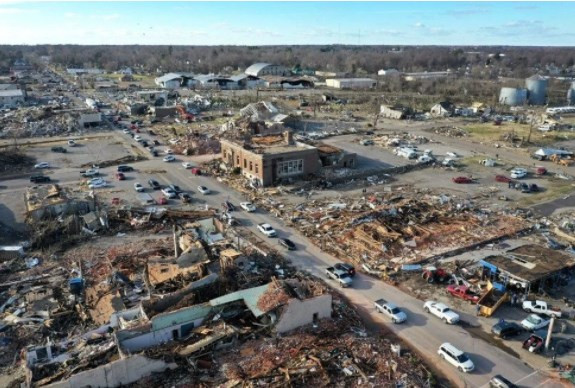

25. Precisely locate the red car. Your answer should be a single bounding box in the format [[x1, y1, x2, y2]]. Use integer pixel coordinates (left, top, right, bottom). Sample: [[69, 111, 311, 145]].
[[452, 176, 473, 184], [535, 166, 547, 175], [157, 197, 168, 205], [115, 172, 126, 181], [495, 175, 512, 183], [446, 285, 480, 303]]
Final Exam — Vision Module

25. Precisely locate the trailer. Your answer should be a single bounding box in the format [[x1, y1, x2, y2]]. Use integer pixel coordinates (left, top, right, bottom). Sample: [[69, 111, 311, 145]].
[[477, 281, 508, 317]]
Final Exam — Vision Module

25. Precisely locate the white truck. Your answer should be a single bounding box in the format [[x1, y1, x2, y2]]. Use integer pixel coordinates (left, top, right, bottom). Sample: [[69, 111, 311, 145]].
[[423, 301, 460, 324], [257, 223, 277, 237], [80, 168, 100, 177], [522, 300, 562, 318], [326, 267, 353, 287]]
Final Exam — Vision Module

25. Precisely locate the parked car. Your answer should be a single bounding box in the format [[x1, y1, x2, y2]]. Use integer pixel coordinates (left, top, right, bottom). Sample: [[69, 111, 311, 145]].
[[423, 301, 460, 324], [279, 238, 296, 250], [164, 149, 174, 154], [197, 185, 210, 195], [360, 139, 374, 146], [148, 179, 161, 190], [257, 223, 277, 237], [179, 192, 192, 203], [141, 140, 149, 147], [442, 158, 456, 167], [168, 184, 182, 194], [489, 375, 517, 388], [30, 175, 51, 183], [51, 146, 67, 153], [446, 151, 459, 158], [522, 300, 562, 318], [222, 200, 235, 212], [491, 321, 524, 339], [67, 139, 76, 147], [88, 179, 107, 189], [115, 172, 126, 181], [334, 263, 356, 277], [446, 285, 480, 303], [325, 267, 353, 287], [163, 155, 175, 162], [240, 202, 256, 212], [182, 162, 193, 169], [535, 166, 547, 175], [134, 183, 144, 192], [374, 299, 407, 323], [437, 343, 474, 373], [117, 165, 134, 172], [80, 168, 100, 177], [122, 128, 131, 134], [34, 162, 50, 169], [520, 314, 550, 331], [495, 175, 512, 183], [153, 140, 161, 146], [161, 187, 177, 199], [510, 168, 527, 179], [452, 176, 473, 184]]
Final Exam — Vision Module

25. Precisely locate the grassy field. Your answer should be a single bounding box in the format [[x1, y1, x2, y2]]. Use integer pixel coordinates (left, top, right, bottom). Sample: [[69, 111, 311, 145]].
[[517, 179, 575, 207], [463, 122, 575, 146]]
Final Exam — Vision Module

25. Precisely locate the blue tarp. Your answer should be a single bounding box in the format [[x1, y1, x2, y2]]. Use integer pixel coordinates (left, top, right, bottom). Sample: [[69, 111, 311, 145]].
[[480, 260, 498, 272]]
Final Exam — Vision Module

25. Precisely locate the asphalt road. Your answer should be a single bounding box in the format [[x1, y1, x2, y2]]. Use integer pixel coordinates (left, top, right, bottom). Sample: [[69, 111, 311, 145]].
[[1, 131, 566, 387]]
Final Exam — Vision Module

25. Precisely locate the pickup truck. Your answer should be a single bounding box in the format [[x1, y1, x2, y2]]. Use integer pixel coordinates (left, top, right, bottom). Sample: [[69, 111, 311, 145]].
[[326, 267, 353, 287], [446, 285, 480, 303], [374, 298, 407, 323], [423, 301, 460, 324], [80, 168, 100, 177], [522, 300, 562, 318], [257, 223, 277, 237]]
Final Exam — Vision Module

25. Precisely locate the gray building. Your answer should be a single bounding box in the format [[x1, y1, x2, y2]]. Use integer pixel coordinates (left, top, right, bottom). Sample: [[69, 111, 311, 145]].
[[499, 87, 528, 106], [0, 89, 25, 108], [245, 63, 291, 77]]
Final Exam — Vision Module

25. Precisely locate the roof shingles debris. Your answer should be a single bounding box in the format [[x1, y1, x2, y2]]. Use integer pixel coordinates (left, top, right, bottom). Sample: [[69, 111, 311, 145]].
[[256, 281, 292, 313]]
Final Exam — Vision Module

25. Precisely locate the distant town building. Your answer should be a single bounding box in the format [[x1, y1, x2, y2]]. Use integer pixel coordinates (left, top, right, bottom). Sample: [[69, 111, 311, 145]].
[[0, 89, 25, 108], [325, 78, 376, 89]]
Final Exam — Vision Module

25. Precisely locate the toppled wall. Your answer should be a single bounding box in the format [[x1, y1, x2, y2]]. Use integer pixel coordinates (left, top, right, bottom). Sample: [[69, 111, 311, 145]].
[[44, 355, 177, 388], [275, 294, 332, 333]]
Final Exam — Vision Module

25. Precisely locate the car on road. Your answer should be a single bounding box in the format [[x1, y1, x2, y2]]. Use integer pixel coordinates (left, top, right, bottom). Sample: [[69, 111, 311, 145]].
[[257, 223, 277, 237], [452, 176, 473, 184], [510, 168, 527, 179], [334, 263, 356, 277], [117, 165, 134, 172], [325, 267, 353, 287], [134, 183, 144, 192], [495, 175, 512, 183], [30, 175, 51, 183], [148, 179, 161, 190], [157, 197, 168, 205], [179, 192, 192, 203], [88, 179, 107, 189], [182, 162, 193, 169], [164, 149, 174, 154], [438, 343, 474, 373], [141, 140, 149, 147], [374, 299, 407, 323], [34, 162, 50, 169], [423, 301, 460, 324], [153, 140, 161, 146], [163, 155, 175, 162], [81, 168, 100, 177], [489, 374, 517, 388], [134, 135, 142, 142], [51, 146, 67, 153], [168, 184, 182, 194], [161, 187, 177, 199], [521, 314, 550, 331], [279, 238, 296, 250], [115, 172, 126, 181], [122, 128, 131, 134], [197, 185, 210, 195], [491, 321, 523, 339], [240, 202, 256, 212], [67, 139, 76, 147]]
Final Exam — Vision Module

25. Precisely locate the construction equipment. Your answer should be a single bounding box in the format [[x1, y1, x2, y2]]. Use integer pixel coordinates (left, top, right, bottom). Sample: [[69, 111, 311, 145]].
[[550, 154, 573, 166], [422, 266, 450, 284]]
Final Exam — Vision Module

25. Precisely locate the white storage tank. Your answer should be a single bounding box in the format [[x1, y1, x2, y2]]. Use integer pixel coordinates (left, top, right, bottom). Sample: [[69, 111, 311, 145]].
[[499, 87, 527, 106], [526, 75, 548, 105]]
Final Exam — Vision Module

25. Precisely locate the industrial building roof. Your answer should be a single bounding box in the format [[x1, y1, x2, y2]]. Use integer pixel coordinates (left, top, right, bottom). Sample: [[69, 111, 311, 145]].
[[151, 303, 212, 331], [482, 244, 575, 282], [245, 63, 272, 75], [0, 89, 24, 97]]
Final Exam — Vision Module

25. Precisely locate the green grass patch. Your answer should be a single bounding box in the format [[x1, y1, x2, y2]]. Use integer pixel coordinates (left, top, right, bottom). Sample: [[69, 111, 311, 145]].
[[464, 123, 575, 146], [518, 180, 575, 207]]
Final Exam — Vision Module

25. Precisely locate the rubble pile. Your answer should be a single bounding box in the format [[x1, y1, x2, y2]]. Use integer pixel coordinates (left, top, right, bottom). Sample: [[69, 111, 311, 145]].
[[426, 126, 469, 137], [0, 107, 80, 138], [372, 131, 432, 148]]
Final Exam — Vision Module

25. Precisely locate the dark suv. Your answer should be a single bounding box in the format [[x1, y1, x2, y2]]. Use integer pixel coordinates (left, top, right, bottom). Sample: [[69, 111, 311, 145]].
[[334, 263, 356, 277], [148, 179, 161, 190], [491, 321, 523, 339], [117, 165, 134, 172], [30, 175, 51, 183], [51, 146, 67, 153]]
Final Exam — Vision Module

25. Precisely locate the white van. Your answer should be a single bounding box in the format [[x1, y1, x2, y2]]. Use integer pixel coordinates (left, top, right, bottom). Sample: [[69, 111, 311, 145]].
[[437, 343, 475, 373]]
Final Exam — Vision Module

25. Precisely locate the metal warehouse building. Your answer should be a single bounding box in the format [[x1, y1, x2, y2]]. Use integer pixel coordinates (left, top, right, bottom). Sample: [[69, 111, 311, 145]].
[[325, 78, 376, 90], [244, 63, 291, 77]]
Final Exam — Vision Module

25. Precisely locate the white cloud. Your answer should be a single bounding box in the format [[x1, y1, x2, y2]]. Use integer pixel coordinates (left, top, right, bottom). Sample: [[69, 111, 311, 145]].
[[414, 22, 425, 28], [0, 7, 35, 15], [64, 12, 77, 18], [103, 13, 120, 21]]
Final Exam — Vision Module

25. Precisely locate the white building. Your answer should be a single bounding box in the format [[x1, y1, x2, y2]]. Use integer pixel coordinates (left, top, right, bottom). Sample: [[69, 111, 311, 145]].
[[79, 112, 102, 127], [378, 69, 401, 76], [154, 72, 195, 89], [66, 68, 104, 75], [0, 89, 25, 108], [245, 63, 291, 77], [325, 78, 376, 89]]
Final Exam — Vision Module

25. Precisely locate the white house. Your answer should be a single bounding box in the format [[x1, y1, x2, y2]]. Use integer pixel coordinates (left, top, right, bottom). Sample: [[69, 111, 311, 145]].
[[154, 72, 195, 89], [325, 78, 376, 89], [0, 89, 25, 108]]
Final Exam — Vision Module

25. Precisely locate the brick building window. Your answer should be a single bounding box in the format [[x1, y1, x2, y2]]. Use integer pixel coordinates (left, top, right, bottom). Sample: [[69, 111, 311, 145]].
[[249, 161, 253, 171], [255, 165, 259, 173], [244, 159, 247, 168], [277, 159, 304, 176]]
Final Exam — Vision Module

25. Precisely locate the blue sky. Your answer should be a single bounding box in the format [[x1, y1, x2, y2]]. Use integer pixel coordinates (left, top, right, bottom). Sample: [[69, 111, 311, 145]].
[[0, 1, 573, 46]]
